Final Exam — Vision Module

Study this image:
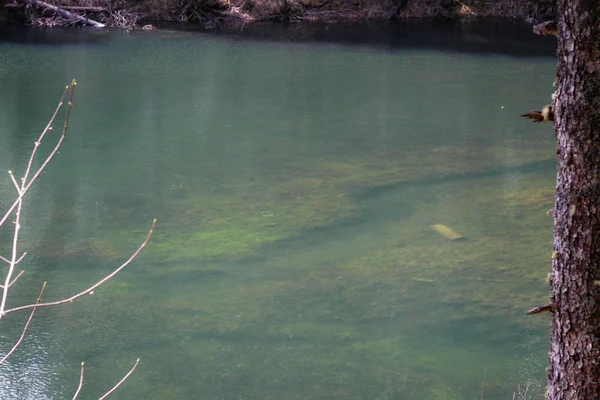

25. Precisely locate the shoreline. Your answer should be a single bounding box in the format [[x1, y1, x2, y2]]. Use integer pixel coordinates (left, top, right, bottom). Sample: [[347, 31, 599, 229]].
[[1, 0, 556, 29]]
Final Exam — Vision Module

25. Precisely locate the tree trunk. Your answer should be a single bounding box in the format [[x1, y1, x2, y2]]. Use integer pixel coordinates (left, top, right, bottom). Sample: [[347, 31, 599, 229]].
[[549, 1, 600, 399]]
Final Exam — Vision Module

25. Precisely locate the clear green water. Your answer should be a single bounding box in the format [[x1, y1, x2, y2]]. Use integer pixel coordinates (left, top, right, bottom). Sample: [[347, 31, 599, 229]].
[[0, 24, 555, 399]]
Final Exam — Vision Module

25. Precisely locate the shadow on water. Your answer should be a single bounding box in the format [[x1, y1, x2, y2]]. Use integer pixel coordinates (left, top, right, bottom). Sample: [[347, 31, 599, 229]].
[[220, 157, 556, 265], [210, 19, 557, 56], [355, 158, 557, 200], [0, 25, 110, 45], [1, 18, 557, 56]]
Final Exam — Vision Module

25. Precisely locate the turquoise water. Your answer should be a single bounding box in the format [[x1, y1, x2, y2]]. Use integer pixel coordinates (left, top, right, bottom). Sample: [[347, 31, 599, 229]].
[[0, 23, 555, 399]]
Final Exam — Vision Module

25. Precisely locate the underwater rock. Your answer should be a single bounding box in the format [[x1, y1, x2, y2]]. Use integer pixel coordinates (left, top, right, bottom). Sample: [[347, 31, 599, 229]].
[[430, 224, 465, 241]]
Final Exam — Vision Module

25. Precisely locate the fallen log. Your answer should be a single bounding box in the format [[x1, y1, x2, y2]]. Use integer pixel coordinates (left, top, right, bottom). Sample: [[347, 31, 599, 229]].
[[5, 3, 106, 11], [22, 0, 106, 27], [52, 5, 107, 11]]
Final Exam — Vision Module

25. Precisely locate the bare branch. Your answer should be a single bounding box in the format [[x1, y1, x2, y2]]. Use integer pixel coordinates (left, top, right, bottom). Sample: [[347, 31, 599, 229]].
[[0, 82, 76, 317], [1, 173, 25, 316], [2, 132, 67, 227], [72, 362, 84, 400], [480, 367, 487, 400], [8, 170, 21, 192], [526, 303, 552, 315], [0, 81, 148, 397], [0, 270, 25, 289], [0, 82, 74, 231], [0, 282, 46, 365], [520, 105, 554, 123], [61, 81, 76, 138], [25, 85, 69, 178], [3, 218, 156, 316], [99, 358, 140, 400], [0, 251, 27, 266]]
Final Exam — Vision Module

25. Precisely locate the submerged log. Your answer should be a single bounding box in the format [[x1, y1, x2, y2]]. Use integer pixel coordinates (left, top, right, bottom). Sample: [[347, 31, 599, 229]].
[[22, 0, 106, 27], [430, 224, 465, 241]]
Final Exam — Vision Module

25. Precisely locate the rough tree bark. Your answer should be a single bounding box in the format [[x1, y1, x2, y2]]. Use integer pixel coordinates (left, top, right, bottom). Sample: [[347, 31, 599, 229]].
[[548, 0, 600, 399]]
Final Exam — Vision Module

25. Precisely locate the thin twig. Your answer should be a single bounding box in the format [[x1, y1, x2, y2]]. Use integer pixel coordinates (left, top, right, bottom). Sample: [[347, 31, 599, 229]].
[[0, 83, 71, 230], [0, 270, 25, 289], [526, 303, 551, 315], [61, 80, 76, 138], [72, 362, 84, 400], [23, 83, 70, 186], [3, 219, 156, 316], [98, 358, 140, 400], [0, 132, 65, 231], [0, 282, 46, 365], [480, 367, 487, 400], [8, 169, 20, 191], [0, 251, 27, 266]]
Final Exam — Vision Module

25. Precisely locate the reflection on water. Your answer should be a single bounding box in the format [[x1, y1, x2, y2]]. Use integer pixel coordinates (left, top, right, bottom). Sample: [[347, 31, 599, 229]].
[[0, 22, 555, 399], [0, 330, 57, 400]]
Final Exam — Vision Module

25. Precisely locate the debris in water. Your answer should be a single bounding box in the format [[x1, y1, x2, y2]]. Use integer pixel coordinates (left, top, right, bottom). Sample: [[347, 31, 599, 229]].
[[430, 224, 465, 241]]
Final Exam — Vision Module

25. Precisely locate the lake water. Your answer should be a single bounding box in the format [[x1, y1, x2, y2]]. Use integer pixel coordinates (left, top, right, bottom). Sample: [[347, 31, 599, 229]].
[[0, 21, 556, 399]]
